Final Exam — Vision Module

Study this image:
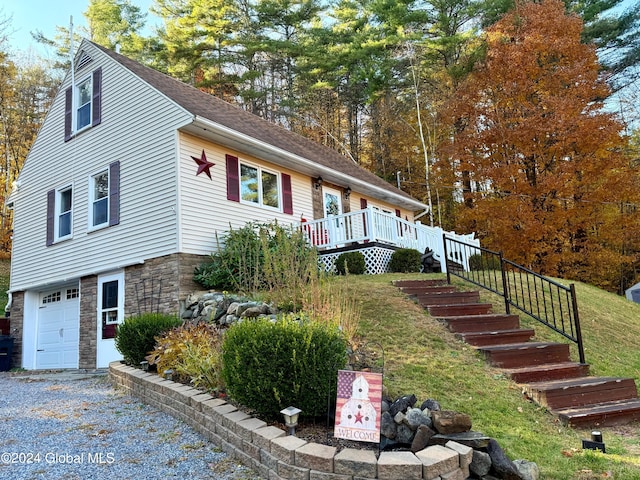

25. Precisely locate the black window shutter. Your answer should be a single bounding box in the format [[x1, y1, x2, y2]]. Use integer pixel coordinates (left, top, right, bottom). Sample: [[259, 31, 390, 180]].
[[64, 87, 72, 142], [282, 173, 293, 214], [92, 67, 102, 127], [226, 154, 240, 202], [109, 161, 120, 226], [46, 190, 55, 246]]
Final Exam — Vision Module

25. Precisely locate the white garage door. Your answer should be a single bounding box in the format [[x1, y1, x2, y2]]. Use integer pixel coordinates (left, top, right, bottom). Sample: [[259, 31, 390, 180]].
[[36, 287, 80, 369]]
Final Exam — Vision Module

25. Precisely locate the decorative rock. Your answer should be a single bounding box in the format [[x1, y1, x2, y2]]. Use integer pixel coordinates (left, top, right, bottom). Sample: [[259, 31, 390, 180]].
[[381, 400, 390, 413], [420, 399, 441, 411], [470, 450, 492, 477], [487, 438, 524, 480], [393, 411, 406, 425], [200, 304, 215, 320], [380, 411, 397, 439], [411, 424, 436, 453], [405, 408, 432, 430], [227, 302, 241, 315], [514, 459, 539, 480], [181, 309, 194, 319], [389, 394, 417, 416], [396, 423, 415, 444], [380, 436, 401, 451], [430, 431, 491, 449], [432, 410, 472, 434], [240, 306, 265, 318]]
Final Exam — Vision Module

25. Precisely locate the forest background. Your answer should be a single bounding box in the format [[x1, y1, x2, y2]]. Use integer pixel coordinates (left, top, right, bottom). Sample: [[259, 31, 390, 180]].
[[1, 0, 640, 294]]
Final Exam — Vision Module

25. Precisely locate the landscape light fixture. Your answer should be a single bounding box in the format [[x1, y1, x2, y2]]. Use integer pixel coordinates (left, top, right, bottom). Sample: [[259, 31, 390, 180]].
[[582, 431, 605, 453], [280, 406, 302, 436], [164, 369, 174, 381], [140, 360, 149, 372]]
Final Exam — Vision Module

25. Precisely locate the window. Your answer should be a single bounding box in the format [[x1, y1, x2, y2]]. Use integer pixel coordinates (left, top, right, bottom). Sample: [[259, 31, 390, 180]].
[[90, 170, 109, 227], [47, 186, 73, 243], [240, 162, 280, 209], [64, 68, 102, 141], [42, 291, 61, 304]]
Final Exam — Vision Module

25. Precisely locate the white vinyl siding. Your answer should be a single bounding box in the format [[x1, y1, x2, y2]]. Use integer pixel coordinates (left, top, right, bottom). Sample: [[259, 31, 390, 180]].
[[178, 133, 314, 254], [9, 42, 192, 291]]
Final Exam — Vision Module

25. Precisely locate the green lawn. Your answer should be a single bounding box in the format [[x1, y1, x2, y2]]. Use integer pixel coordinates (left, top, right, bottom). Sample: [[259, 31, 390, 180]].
[[344, 272, 640, 480]]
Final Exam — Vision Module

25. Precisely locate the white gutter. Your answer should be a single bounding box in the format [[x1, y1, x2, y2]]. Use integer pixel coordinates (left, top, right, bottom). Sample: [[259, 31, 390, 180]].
[[192, 115, 428, 211]]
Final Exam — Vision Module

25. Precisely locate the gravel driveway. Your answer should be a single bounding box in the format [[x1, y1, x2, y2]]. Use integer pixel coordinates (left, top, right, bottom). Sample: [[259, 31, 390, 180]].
[[0, 371, 260, 480]]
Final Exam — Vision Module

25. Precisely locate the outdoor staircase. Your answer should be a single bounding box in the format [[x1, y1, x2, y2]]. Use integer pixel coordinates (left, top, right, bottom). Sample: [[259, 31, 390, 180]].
[[394, 279, 640, 428]]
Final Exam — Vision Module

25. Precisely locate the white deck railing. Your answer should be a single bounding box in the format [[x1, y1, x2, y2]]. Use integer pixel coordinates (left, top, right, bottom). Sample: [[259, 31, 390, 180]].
[[300, 208, 480, 272]]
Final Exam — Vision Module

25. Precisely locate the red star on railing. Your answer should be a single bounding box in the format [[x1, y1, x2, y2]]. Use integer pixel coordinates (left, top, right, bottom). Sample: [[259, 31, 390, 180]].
[[192, 149, 215, 180]]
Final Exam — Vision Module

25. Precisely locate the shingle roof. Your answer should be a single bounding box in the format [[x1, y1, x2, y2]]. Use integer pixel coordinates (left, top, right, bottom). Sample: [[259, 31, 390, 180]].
[[88, 41, 426, 209]]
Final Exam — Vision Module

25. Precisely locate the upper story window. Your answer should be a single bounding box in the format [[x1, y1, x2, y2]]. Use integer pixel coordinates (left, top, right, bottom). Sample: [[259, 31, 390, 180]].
[[46, 185, 73, 245], [64, 67, 102, 142], [240, 163, 280, 210], [90, 169, 109, 228], [226, 154, 293, 214]]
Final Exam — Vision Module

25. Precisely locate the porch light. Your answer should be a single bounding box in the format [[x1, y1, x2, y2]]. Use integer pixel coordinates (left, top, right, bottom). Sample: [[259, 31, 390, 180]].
[[344, 186, 351, 199], [582, 431, 605, 453], [314, 176, 323, 189], [280, 406, 302, 436]]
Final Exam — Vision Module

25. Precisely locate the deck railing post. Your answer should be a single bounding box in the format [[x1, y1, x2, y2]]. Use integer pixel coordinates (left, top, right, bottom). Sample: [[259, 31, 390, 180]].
[[571, 284, 586, 364], [500, 251, 511, 315], [443, 233, 451, 284]]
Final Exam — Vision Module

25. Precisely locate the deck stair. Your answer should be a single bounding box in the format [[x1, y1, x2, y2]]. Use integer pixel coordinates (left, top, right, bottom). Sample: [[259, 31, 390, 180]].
[[394, 279, 640, 428]]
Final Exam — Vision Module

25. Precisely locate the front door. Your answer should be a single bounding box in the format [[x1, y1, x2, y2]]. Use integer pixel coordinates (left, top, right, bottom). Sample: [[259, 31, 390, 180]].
[[96, 271, 124, 368], [323, 187, 346, 245]]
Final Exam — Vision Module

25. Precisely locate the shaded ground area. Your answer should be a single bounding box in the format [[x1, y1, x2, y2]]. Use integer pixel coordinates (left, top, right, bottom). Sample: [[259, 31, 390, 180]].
[[0, 371, 259, 480]]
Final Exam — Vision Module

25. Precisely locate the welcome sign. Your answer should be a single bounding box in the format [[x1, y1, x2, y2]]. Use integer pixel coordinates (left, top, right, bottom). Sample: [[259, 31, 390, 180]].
[[334, 370, 383, 443]]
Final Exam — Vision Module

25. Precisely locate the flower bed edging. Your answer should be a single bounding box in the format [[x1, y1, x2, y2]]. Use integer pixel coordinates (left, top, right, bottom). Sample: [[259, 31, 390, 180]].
[[109, 361, 474, 480]]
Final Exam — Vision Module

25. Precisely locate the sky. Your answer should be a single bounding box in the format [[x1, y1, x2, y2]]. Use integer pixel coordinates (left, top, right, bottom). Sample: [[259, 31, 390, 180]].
[[0, 0, 156, 57]]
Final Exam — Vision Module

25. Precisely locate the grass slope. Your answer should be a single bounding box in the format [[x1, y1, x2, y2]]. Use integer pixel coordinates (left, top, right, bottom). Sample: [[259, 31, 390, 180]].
[[345, 273, 640, 480]]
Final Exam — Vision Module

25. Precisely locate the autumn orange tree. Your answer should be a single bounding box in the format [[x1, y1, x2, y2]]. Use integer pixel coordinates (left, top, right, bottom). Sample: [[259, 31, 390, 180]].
[[438, 0, 640, 292]]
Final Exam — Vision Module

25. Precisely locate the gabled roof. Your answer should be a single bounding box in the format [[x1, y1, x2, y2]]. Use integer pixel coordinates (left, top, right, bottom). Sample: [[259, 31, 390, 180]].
[[87, 41, 427, 211]]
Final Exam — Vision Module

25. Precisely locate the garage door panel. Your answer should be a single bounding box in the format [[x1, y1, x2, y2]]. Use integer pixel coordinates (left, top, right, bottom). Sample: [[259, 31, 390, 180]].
[[36, 288, 80, 370]]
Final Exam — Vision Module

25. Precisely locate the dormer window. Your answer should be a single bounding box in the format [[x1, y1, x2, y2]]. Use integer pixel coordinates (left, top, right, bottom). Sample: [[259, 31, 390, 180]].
[[64, 67, 102, 141]]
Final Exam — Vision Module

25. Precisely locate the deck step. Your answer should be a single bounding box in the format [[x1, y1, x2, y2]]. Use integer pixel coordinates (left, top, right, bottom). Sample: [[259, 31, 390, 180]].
[[393, 279, 448, 288], [523, 377, 638, 410], [417, 291, 481, 306], [438, 314, 521, 333], [427, 303, 493, 317], [401, 286, 458, 295], [504, 362, 590, 383], [555, 399, 640, 427], [477, 342, 571, 368], [457, 328, 536, 347]]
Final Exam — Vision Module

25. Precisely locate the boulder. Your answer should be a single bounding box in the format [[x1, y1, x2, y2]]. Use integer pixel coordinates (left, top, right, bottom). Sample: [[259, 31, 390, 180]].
[[380, 411, 397, 439], [389, 394, 417, 416], [420, 399, 441, 411], [432, 410, 472, 434], [486, 439, 524, 480], [411, 425, 436, 453], [405, 408, 432, 430], [513, 460, 539, 480], [470, 450, 492, 477]]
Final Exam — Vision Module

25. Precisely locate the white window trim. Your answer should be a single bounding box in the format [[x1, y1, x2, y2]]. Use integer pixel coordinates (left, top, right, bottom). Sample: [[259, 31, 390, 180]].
[[239, 161, 282, 212], [88, 167, 110, 231], [97, 271, 124, 328], [54, 184, 74, 242], [75, 74, 93, 134]]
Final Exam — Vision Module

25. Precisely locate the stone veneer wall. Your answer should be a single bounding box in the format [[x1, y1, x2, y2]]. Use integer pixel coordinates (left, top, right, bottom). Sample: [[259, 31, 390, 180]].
[[110, 361, 473, 480], [7, 291, 24, 369], [79, 276, 98, 369]]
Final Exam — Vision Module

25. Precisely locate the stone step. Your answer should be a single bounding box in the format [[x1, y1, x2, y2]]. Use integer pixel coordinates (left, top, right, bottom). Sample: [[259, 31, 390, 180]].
[[417, 291, 481, 307], [438, 314, 521, 333], [503, 362, 590, 383], [427, 303, 493, 317], [555, 399, 640, 427], [477, 342, 571, 368], [457, 328, 536, 347], [523, 376, 639, 410]]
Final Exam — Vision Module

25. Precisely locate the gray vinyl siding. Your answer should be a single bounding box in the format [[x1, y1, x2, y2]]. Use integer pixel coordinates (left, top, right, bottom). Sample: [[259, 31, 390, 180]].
[[178, 133, 314, 254], [10, 42, 192, 291]]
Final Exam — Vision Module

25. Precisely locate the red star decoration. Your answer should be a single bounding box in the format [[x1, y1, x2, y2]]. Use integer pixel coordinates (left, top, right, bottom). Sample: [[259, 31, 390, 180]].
[[192, 149, 215, 180], [354, 411, 364, 424]]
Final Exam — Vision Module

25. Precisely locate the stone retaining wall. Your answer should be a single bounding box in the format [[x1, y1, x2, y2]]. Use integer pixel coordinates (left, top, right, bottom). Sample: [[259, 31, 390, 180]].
[[109, 361, 473, 480]]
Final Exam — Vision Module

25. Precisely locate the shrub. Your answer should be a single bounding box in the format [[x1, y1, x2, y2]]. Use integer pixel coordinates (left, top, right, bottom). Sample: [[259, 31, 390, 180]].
[[221, 316, 348, 419], [469, 253, 501, 271], [115, 313, 181, 366], [335, 251, 366, 275], [147, 324, 224, 394], [389, 248, 422, 273]]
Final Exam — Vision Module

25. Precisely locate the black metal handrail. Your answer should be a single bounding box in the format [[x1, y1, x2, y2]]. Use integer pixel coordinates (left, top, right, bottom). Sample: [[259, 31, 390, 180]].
[[443, 235, 586, 364]]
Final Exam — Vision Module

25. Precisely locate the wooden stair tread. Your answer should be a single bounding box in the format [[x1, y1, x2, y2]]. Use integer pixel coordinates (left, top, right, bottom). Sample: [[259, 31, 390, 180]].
[[457, 328, 535, 346], [555, 399, 640, 427], [526, 376, 637, 391], [478, 341, 564, 352], [504, 362, 590, 383], [460, 328, 535, 337]]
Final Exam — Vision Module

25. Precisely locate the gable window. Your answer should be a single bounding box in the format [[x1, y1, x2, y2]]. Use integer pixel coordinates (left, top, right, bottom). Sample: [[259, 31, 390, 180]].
[[64, 67, 102, 141], [88, 161, 121, 230], [226, 154, 293, 214], [46, 186, 73, 244]]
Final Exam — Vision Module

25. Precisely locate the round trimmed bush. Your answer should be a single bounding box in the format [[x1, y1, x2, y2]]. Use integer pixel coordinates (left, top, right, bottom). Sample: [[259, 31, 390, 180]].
[[335, 251, 366, 275], [115, 313, 182, 366], [389, 248, 422, 273]]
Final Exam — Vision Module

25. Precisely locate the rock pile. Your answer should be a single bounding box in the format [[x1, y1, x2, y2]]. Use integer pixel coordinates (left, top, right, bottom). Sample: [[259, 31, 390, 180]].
[[380, 394, 539, 480], [181, 292, 278, 326]]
